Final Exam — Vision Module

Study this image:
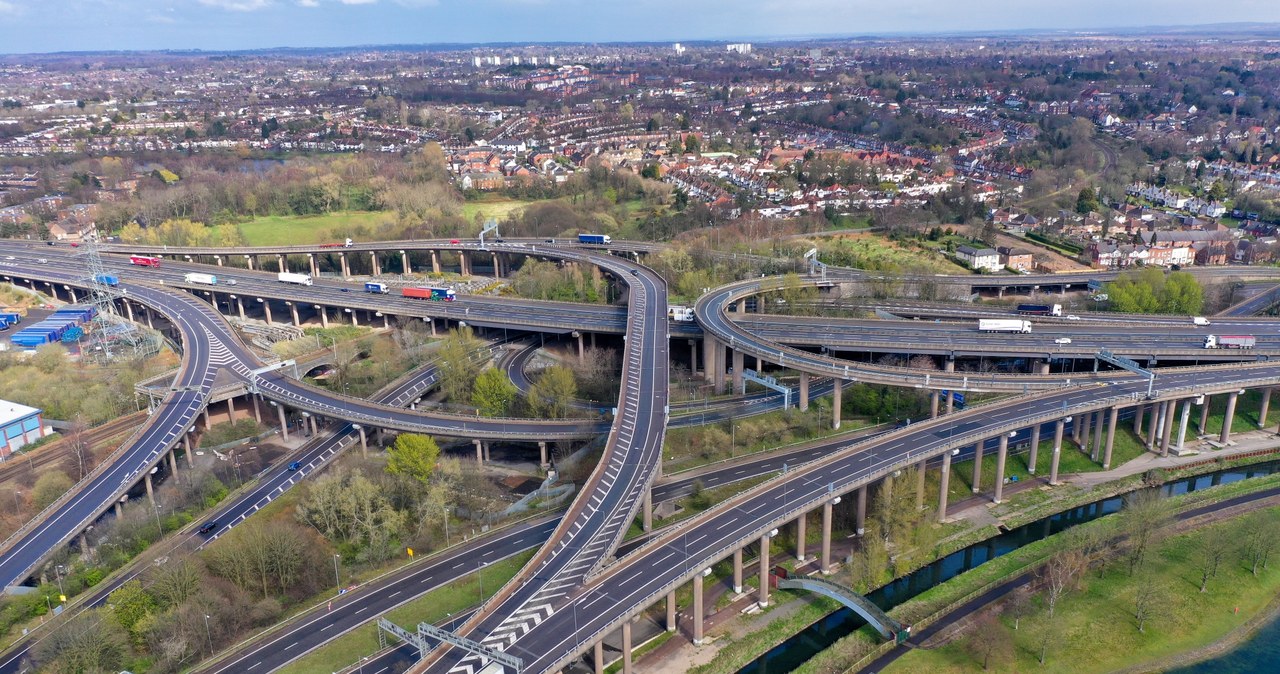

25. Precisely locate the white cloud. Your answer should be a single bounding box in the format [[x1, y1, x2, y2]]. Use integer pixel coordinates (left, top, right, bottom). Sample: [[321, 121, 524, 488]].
[[0, 0, 19, 14], [197, 0, 273, 10], [296, 0, 320, 5], [339, 0, 378, 4]]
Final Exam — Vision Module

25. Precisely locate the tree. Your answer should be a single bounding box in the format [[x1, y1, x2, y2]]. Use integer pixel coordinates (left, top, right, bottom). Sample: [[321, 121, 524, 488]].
[[527, 365, 577, 419], [965, 613, 1012, 670], [1162, 271, 1204, 314], [32, 471, 74, 511], [1076, 186, 1101, 214], [1132, 568, 1168, 633], [436, 326, 488, 403], [386, 433, 441, 485], [64, 415, 94, 481], [148, 558, 202, 609], [1194, 523, 1236, 592], [1041, 549, 1086, 617], [1121, 490, 1171, 575], [1240, 512, 1279, 576], [472, 367, 518, 417], [34, 610, 128, 674], [684, 134, 701, 154], [618, 102, 634, 121], [108, 580, 154, 640]]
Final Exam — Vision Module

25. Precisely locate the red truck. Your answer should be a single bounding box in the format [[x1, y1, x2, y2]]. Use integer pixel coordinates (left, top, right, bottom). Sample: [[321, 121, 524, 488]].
[[402, 287, 456, 301]]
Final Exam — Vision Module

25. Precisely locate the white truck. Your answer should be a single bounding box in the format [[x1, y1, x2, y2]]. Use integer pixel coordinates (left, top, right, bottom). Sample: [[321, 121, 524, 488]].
[[668, 305, 695, 322], [278, 272, 314, 286], [183, 272, 217, 285], [1204, 335, 1255, 349], [978, 319, 1032, 334]]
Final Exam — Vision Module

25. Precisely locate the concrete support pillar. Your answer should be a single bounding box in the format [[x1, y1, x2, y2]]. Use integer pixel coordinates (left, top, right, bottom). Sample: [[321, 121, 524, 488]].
[[795, 511, 807, 562], [1260, 388, 1273, 428], [945, 389, 954, 415], [1079, 410, 1093, 454], [276, 254, 286, 273], [67, 288, 77, 303], [539, 441, 548, 468], [1200, 395, 1212, 434], [832, 381, 842, 430], [214, 255, 223, 267], [1177, 399, 1192, 453], [1073, 406, 1085, 443], [401, 251, 410, 274], [430, 251, 441, 274], [491, 252, 501, 279], [460, 252, 472, 276], [168, 448, 179, 482], [713, 340, 726, 393], [474, 439, 483, 463], [289, 303, 301, 327], [594, 642, 604, 674], [319, 306, 329, 328], [263, 301, 273, 325], [821, 501, 833, 572], [1050, 419, 1065, 486], [125, 301, 134, 322], [1147, 400, 1161, 450], [642, 490, 652, 532], [1027, 423, 1042, 475], [247, 255, 256, 271], [938, 450, 952, 522], [1161, 400, 1177, 457], [144, 471, 155, 506], [1037, 360, 1051, 375], [1103, 406, 1120, 469], [799, 372, 810, 412], [114, 501, 123, 518], [689, 340, 699, 376], [1134, 403, 1145, 435], [993, 434, 1009, 503], [358, 426, 368, 458], [226, 396, 236, 423], [971, 442, 983, 494], [309, 415, 319, 436], [236, 297, 245, 320], [145, 307, 154, 329], [732, 349, 744, 393], [308, 254, 318, 277], [577, 333, 585, 361], [483, 442, 490, 462], [251, 396, 261, 424], [1222, 391, 1239, 444], [930, 390, 940, 418], [621, 621, 632, 674], [693, 573, 705, 645], [182, 432, 194, 470], [854, 485, 867, 536], [277, 403, 289, 441], [202, 408, 210, 431], [369, 251, 380, 276], [758, 534, 771, 607], [339, 253, 350, 278], [732, 548, 743, 594], [1091, 409, 1105, 462], [666, 591, 677, 632]]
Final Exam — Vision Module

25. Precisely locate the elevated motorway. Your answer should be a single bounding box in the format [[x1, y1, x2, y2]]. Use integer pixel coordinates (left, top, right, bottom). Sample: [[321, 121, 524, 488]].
[[423, 360, 1280, 674]]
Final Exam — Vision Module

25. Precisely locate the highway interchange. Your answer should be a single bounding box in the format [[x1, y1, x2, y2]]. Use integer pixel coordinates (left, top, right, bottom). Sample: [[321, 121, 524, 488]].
[[4, 238, 1280, 674]]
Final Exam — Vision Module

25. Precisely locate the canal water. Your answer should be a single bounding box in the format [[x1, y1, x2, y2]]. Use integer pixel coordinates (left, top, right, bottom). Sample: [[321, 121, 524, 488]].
[[738, 460, 1280, 674], [1168, 606, 1280, 674]]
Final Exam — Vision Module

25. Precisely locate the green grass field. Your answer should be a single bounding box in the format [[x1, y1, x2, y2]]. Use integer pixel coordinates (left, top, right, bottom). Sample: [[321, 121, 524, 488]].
[[459, 197, 535, 223], [886, 507, 1280, 674], [239, 211, 399, 246]]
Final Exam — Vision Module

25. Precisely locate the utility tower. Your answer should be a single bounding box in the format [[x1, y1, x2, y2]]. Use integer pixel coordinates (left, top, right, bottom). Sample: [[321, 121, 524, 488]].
[[77, 236, 146, 362]]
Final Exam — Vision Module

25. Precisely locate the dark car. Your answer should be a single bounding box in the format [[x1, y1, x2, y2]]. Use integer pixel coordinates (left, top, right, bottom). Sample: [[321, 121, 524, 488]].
[[339, 287, 350, 292], [288, 461, 302, 471], [45, 241, 54, 246], [629, 269, 640, 276], [198, 522, 218, 535]]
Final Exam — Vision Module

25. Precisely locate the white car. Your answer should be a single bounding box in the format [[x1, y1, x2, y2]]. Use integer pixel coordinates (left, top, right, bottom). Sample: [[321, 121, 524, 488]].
[[3, 256, 13, 261], [1066, 315, 1080, 320], [1054, 337, 1072, 344], [224, 279, 237, 286]]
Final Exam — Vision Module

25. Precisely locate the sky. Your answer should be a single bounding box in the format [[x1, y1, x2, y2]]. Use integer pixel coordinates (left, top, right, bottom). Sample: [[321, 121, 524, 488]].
[[0, 0, 1278, 55]]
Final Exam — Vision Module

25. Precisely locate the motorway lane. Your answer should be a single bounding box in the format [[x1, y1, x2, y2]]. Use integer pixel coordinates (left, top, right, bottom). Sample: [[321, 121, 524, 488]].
[[0, 279, 222, 589], [425, 254, 670, 674], [480, 363, 1280, 674]]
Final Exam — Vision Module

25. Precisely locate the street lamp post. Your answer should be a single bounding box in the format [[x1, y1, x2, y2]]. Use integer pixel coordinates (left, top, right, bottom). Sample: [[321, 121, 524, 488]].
[[478, 561, 488, 605], [333, 554, 341, 595], [55, 565, 65, 597], [204, 614, 213, 656], [152, 502, 164, 538]]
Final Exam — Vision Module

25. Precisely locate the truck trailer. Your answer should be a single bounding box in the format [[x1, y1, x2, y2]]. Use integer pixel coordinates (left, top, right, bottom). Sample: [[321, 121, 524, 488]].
[[183, 273, 217, 285], [578, 233, 612, 245], [1204, 335, 1255, 349], [1016, 303, 1063, 317], [978, 319, 1033, 334], [364, 282, 389, 294], [402, 287, 456, 301], [277, 272, 314, 286]]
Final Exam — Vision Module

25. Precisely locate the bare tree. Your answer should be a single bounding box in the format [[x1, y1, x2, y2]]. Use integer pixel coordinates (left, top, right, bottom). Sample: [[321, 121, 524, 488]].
[[1041, 549, 1086, 617], [965, 612, 1012, 671], [1239, 512, 1279, 576], [64, 415, 94, 482], [1121, 490, 1171, 575], [1195, 524, 1237, 593], [1132, 568, 1167, 633]]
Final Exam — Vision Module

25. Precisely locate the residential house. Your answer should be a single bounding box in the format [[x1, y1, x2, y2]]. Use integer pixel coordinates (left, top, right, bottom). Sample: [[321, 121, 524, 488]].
[[956, 245, 1002, 272], [997, 246, 1034, 272]]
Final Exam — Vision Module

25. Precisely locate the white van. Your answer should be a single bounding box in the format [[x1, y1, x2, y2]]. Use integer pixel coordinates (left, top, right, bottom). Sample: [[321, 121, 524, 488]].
[[1192, 316, 1211, 326]]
